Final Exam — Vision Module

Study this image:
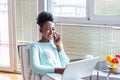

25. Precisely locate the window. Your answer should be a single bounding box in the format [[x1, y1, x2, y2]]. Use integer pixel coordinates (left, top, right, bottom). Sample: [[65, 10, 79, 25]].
[[55, 24, 120, 60], [37, 0, 120, 61], [45, 0, 120, 25], [50, 0, 86, 18], [0, 0, 15, 72], [90, 0, 120, 25], [94, 0, 120, 16], [16, 0, 38, 72]]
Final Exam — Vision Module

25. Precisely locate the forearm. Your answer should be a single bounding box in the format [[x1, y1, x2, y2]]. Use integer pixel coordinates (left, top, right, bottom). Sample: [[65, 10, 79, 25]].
[[58, 50, 69, 67], [31, 63, 54, 75]]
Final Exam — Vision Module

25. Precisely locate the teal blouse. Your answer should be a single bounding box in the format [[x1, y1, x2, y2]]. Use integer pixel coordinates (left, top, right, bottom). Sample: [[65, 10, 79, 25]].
[[29, 40, 69, 76]]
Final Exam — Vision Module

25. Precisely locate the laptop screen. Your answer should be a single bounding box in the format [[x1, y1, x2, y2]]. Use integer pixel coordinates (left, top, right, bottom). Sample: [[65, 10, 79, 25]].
[[62, 56, 99, 80]]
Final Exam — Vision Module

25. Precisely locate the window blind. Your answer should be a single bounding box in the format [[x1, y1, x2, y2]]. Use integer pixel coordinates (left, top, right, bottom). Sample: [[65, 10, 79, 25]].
[[16, 0, 38, 71], [56, 24, 120, 60], [16, 0, 38, 43], [95, 0, 120, 16]]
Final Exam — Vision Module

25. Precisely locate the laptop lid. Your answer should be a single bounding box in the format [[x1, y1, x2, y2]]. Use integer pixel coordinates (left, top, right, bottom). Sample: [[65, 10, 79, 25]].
[[62, 56, 99, 80]]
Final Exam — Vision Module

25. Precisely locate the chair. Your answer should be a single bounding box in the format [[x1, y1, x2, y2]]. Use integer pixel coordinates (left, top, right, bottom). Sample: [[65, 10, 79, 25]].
[[18, 44, 56, 80], [18, 44, 41, 80]]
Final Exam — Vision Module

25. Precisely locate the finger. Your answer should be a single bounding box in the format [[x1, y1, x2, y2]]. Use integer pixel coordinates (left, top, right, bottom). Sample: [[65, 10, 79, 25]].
[[55, 32, 60, 35]]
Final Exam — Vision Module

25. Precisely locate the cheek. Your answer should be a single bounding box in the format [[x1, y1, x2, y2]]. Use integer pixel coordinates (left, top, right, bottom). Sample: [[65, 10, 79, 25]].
[[42, 30, 49, 34], [45, 31, 50, 35], [42, 31, 49, 37]]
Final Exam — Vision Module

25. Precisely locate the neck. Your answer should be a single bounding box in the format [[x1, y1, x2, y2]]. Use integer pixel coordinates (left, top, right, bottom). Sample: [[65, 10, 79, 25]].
[[39, 37, 50, 42]]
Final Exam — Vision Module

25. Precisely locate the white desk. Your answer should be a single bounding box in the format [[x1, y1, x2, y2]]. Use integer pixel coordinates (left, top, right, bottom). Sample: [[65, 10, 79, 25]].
[[92, 70, 120, 80]]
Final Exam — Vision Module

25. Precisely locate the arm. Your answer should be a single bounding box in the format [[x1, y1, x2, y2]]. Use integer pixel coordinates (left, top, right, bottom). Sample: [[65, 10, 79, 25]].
[[54, 43, 69, 74], [29, 44, 54, 75], [53, 32, 69, 66], [58, 50, 69, 67], [58, 43, 69, 67]]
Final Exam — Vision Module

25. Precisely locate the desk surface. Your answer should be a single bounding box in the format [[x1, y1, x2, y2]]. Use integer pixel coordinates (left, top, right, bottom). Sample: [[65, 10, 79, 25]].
[[92, 70, 120, 80]]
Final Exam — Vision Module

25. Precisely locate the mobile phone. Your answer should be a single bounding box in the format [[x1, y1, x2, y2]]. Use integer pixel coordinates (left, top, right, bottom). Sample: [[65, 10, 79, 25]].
[[54, 32, 58, 40]]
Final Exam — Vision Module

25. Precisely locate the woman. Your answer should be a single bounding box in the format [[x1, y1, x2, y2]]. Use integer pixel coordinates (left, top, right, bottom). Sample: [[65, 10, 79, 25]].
[[29, 11, 69, 77]]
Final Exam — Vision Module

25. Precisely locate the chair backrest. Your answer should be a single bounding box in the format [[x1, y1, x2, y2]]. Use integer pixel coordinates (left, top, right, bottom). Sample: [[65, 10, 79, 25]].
[[18, 44, 41, 80]]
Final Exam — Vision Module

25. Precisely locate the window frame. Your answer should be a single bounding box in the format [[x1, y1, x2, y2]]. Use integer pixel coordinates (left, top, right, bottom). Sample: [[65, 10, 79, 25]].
[[39, 0, 120, 26]]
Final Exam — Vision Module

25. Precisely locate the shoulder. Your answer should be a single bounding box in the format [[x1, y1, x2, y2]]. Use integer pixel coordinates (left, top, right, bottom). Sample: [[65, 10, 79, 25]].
[[29, 42, 40, 49], [29, 42, 44, 54], [31, 42, 39, 46]]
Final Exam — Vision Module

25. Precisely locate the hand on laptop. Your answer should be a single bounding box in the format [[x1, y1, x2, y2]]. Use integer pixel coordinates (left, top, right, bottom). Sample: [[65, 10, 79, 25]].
[[54, 68, 65, 74]]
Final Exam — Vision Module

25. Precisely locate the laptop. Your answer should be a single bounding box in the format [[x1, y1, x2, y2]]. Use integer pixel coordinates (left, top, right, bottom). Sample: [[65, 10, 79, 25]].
[[43, 56, 99, 80]]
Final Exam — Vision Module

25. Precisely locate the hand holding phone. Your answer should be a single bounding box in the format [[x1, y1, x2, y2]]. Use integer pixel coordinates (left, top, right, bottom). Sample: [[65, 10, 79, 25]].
[[54, 32, 59, 41], [53, 32, 62, 51]]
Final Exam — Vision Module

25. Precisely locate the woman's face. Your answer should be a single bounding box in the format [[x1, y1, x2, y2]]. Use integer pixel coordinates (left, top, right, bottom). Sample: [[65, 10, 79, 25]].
[[40, 21, 55, 41]]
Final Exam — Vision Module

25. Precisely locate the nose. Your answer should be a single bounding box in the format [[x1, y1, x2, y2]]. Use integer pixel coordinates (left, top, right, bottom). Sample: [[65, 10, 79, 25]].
[[49, 28, 54, 35]]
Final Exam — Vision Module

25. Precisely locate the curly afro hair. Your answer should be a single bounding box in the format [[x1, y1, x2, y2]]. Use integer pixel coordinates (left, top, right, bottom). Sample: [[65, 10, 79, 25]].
[[36, 11, 54, 27]]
